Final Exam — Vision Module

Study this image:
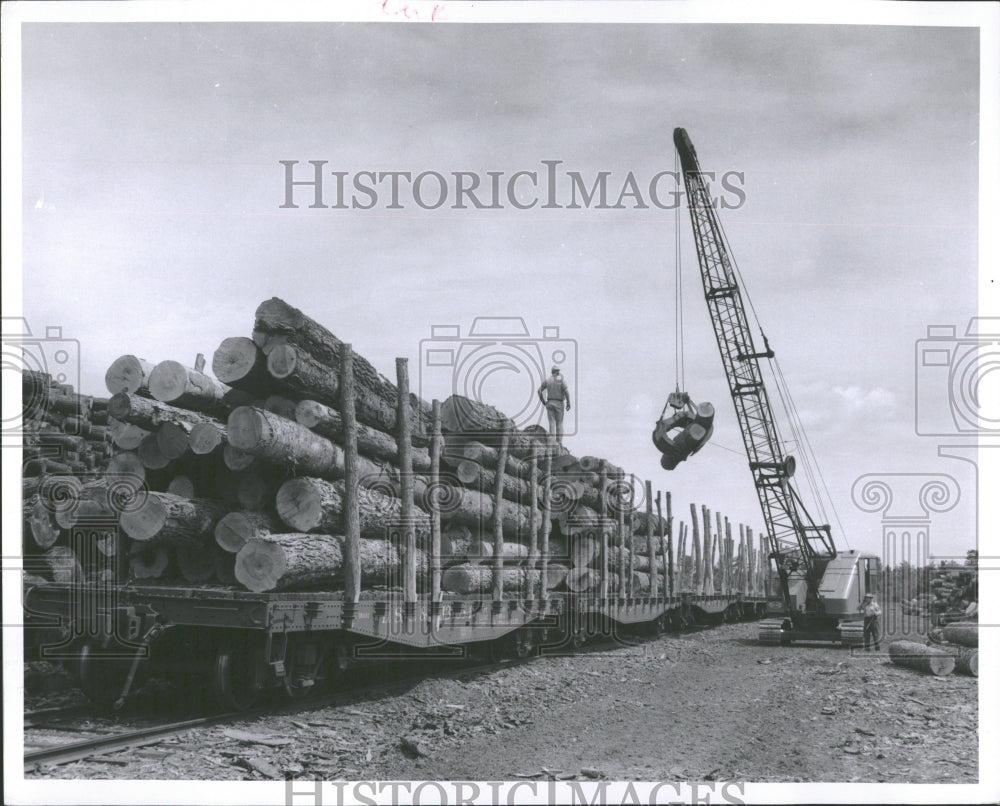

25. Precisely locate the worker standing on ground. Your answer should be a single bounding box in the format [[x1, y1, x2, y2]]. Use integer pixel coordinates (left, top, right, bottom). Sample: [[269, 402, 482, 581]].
[[860, 593, 882, 651], [537, 366, 571, 447]]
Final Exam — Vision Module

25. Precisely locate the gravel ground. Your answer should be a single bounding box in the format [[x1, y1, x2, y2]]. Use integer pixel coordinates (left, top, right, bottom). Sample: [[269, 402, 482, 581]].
[[24, 610, 977, 783]]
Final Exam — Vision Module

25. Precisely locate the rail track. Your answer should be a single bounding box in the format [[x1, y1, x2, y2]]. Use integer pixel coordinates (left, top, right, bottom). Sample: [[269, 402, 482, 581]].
[[24, 616, 719, 772]]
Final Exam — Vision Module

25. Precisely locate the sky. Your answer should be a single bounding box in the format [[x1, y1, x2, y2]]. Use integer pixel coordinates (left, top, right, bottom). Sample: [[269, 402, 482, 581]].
[[11, 17, 991, 564]]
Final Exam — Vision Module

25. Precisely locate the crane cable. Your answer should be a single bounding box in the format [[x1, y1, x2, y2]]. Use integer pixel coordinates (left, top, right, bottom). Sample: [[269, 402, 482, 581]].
[[674, 147, 685, 396], [714, 216, 850, 549]]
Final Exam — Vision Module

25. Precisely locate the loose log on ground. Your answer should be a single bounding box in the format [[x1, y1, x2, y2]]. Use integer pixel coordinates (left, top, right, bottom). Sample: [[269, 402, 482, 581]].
[[889, 640, 955, 676], [954, 647, 978, 677], [120, 492, 227, 545], [105, 355, 156, 395], [296, 399, 431, 472], [234, 533, 426, 593], [276, 476, 430, 543], [942, 622, 978, 648], [440, 564, 540, 595], [215, 510, 282, 553]]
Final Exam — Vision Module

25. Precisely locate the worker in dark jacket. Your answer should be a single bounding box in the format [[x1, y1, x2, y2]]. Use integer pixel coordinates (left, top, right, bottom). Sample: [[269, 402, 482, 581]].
[[538, 367, 571, 446], [859, 593, 882, 651]]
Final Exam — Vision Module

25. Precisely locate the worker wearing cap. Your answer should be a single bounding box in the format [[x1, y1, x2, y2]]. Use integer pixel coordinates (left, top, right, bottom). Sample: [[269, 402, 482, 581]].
[[859, 593, 882, 651], [538, 366, 571, 447]]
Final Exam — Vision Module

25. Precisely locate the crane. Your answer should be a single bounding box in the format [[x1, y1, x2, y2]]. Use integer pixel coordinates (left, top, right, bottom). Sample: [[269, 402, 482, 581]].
[[672, 127, 880, 645]]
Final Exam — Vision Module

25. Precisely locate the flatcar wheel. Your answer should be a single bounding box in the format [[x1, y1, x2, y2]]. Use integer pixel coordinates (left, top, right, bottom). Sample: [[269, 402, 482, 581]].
[[212, 640, 264, 712], [508, 627, 537, 660], [77, 641, 134, 709]]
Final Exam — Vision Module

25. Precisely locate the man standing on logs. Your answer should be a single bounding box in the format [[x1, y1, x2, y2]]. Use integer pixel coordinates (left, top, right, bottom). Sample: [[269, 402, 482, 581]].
[[537, 366, 571, 447], [860, 593, 882, 651]]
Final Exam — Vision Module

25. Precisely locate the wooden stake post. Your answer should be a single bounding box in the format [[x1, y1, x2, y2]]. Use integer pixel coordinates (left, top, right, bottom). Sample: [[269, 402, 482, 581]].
[[598, 464, 609, 600], [645, 479, 657, 598], [430, 400, 442, 604], [690, 503, 702, 594], [528, 444, 539, 600], [491, 427, 510, 601], [395, 358, 416, 605], [663, 491, 673, 596], [617, 475, 626, 598], [540, 446, 551, 602], [341, 345, 361, 605]]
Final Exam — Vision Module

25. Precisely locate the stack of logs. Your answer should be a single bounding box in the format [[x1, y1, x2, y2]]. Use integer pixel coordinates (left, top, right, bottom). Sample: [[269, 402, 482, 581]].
[[22, 370, 115, 584], [22, 297, 767, 601], [890, 622, 978, 677]]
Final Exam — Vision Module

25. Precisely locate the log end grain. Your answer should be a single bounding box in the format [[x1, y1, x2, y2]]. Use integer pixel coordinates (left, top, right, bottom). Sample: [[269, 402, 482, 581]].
[[105, 355, 153, 395], [120, 494, 167, 541], [212, 336, 261, 384], [889, 640, 956, 676], [147, 360, 190, 403], [265, 344, 298, 380], [189, 422, 224, 455]]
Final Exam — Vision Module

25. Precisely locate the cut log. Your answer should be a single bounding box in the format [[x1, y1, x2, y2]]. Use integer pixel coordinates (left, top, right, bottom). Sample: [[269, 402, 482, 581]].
[[235, 472, 274, 510], [105, 451, 146, 492], [43, 546, 81, 583], [109, 392, 224, 437], [234, 533, 426, 593], [109, 419, 149, 450], [954, 647, 978, 677], [120, 492, 227, 545], [263, 394, 299, 421], [105, 355, 156, 395], [228, 406, 339, 476], [460, 440, 531, 479], [440, 564, 540, 595], [413, 476, 527, 539], [212, 336, 272, 395], [566, 567, 600, 593], [889, 640, 955, 676], [215, 510, 282, 553], [942, 622, 977, 648], [440, 396, 544, 459], [276, 476, 430, 543], [28, 497, 62, 550], [137, 433, 170, 470], [189, 421, 225, 455], [457, 459, 532, 502], [156, 422, 191, 460], [213, 546, 237, 585], [254, 297, 427, 429], [148, 360, 231, 412], [543, 563, 569, 591], [570, 534, 600, 568], [296, 399, 432, 472], [222, 443, 257, 471], [167, 475, 196, 498], [468, 541, 529, 562], [176, 543, 215, 583], [130, 544, 169, 579]]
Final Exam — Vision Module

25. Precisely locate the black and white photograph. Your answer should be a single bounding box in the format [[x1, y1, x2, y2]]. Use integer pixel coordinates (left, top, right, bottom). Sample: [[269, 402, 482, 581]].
[[3, 2, 997, 804]]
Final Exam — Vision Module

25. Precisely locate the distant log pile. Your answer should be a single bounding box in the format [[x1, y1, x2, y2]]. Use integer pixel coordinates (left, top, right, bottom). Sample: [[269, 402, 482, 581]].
[[21, 298, 765, 599]]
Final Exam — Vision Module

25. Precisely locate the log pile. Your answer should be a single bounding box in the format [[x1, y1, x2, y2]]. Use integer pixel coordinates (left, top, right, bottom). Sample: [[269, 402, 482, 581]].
[[21, 370, 118, 582], [927, 621, 978, 678], [21, 298, 763, 601]]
